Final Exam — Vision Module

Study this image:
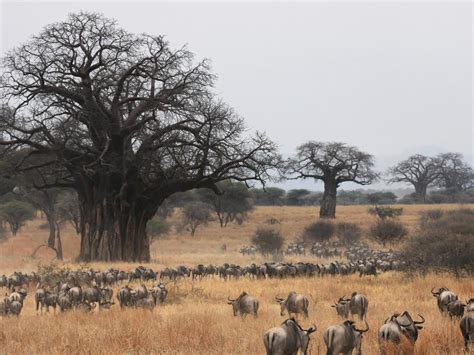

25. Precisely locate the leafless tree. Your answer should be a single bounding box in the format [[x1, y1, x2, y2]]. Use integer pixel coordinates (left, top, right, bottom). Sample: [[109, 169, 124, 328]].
[[436, 153, 473, 193], [388, 154, 440, 202], [286, 142, 378, 218], [0, 12, 279, 261]]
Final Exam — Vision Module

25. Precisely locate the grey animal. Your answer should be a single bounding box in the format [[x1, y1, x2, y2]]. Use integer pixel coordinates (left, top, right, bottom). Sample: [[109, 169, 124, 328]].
[[431, 287, 458, 314], [135, 284, 148, 300], [35, 289, 58, 313], [117, 285, 133, 309], [331, 296, 351, 319], [378, 312, 425, 353], [98, 300, 115, 311], [68, 286, 83, 305], [276, 292, 309, 319], [58, 293, 73, 312], [8, 300, 23, 316], [227, 292, 259, 318], [460, 299, 474, 351], [83, 285, 106, 304], [151, 283, 168, 305], [323, 320, 369, 355], [76, 301, 96, 313], [263, 318, 317, 355], [447, 299, 465, 319], [349, 292, 369, 321], [135, 297, 155, 311]]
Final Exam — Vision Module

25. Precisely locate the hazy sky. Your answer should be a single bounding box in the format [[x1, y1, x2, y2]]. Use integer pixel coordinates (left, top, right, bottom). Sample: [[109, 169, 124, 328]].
[[1, 1, 472, 190]]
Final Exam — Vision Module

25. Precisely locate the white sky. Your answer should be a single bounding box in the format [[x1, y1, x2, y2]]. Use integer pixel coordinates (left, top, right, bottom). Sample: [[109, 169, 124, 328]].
[[1, 1, 472, 190]]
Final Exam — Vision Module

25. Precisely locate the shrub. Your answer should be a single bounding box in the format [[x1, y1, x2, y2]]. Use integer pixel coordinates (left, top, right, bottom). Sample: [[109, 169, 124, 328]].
[[336, 222, 362, 244], [404, 209, 474, 276], [147, 217, 171, 240], [369, 219, 408, 247], [302, 220, 335, 243], [419, 209, 444, 227], [368, 206, 403, 220], [251, 227, 284, 255], [0, 222, 7, 241]]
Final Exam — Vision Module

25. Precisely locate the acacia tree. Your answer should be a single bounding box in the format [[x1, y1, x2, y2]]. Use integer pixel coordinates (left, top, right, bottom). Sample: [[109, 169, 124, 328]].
[[0, 12, 279, 261], [388, 154, 440, 202], [286, 142, 377, 218]]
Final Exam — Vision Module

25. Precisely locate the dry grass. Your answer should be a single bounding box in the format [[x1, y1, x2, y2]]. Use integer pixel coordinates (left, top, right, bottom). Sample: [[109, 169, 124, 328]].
[[0, 204, 472, 354]]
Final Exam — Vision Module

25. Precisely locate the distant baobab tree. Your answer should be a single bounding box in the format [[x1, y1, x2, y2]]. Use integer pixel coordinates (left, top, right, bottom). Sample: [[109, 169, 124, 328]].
[[286, 142, 378, 218], [0, 12, 280, 262]]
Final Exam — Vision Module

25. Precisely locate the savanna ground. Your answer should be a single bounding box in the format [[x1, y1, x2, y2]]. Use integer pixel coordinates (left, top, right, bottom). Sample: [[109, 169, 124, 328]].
[[0, 204, 473, 354]]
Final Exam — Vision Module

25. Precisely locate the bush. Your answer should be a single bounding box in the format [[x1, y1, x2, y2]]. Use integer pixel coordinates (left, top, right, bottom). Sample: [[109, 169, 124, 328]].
[[368, 206, 403, 220], [336, 222, 362, 244], [404, 209, 474, 276], [251, 227, 284, 255], [369, 219, 408, 247], [147, 217, 171, 240], [302, 220, 335, 243], [419, 209, 444, 227], [0, 222, 7, 241]]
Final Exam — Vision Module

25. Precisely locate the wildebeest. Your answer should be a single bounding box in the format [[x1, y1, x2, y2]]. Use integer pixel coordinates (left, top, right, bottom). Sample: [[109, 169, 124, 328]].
[[349, 292, 369, 320], [276, 292, 309, 319], [263, 318, 317, 355], [98, 300, 115, 311], [431, 287, 458, 314], [323, 320, 369, 355], [68, 286, 83, 305], [460, 299, 474, 351], [117, 285, 133, 309], [8, 300, 23, 316], [447, 299, 465, 319], [58, 293, 73, 312], [331, 296, 351, 319], [151, 283, 168, 305], [135, 297, 155, 311], [35, 288, 58, 313], [378, 311, 425, 353], [227, 291, 259, 318], [75, 301, 96, 313]]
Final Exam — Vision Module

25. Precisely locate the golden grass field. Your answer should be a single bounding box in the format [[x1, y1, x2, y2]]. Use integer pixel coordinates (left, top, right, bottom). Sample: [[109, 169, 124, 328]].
[[0, 204, 473, 354]]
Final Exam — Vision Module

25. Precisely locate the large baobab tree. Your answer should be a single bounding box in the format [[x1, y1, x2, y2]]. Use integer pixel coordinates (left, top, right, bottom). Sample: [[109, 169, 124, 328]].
[[0, 12, 279, 262], [388, 154, 440, 202], [286, 142, 378, 218]]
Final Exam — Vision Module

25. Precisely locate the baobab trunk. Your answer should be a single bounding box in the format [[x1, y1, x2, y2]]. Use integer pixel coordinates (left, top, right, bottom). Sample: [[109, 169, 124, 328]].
[[78, 195, 152, 262], [414, 184, 428, 203], [320, 181, 337, 218]]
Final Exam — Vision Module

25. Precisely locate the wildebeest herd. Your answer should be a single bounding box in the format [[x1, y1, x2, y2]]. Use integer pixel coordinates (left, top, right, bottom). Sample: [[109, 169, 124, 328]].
[[1, 262, 472, 353]]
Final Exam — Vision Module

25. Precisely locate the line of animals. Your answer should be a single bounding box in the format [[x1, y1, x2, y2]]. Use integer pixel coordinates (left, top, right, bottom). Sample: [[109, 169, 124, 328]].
[[1, 267, 472, 353]]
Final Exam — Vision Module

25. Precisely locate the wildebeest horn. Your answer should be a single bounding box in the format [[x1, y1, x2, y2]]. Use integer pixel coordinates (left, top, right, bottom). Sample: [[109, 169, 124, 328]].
[[396, 317, 412, 328], [355, 320, 369, 333], [275, 296, 283, 301], [227, 297, 235, 302], [431, 287, 438, 295], [307, 324, 317, 334], [414, 314, 425, 324]]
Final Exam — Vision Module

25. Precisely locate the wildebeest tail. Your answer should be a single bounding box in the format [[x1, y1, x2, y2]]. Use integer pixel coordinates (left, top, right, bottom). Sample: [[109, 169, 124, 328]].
[[326, 329, 335, 355], [263, 332, 275, 355]]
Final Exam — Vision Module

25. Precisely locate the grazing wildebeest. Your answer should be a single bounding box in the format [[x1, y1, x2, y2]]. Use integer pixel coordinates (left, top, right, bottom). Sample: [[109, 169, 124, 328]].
[[75, 301, 96, 313], [447, 299, 465, 319], [0, 275, 7, 288], [58, 293, 72, 312], [431, 287, 458, 314], [276, 292, 309, 319], [0, 294, 11, 316], [35, 289, 58, 314], [323, 320, 369, 355], [83, 285, 104, 305], [263, 318, 317, 355], [68, 286, 83, 305], [117, 285, 133, 309], [227, 292, 259, 318], [151, 283, 168, 305], [135, 297, 155, 311], [135, 284, 148, 300], [349, 292, 369, 320], [378, 311, 425, 353], [460, 299, 474, 351], [331, 296, 351, 319], [98, 300, 115, 311], [8, 300, 23, 316]]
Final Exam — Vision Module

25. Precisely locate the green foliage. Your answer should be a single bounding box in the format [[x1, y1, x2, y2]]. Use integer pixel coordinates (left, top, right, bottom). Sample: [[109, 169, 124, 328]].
[[251, 227, 284, 255], [404, 209, 474, 276], [0, 200, 35, 235], [251, 187, 286, 205], [369, 219, 408, 246], [302, 220, 335, 243], [147, 217, 171, 240], [368, 206, 403, 220], [181, 201, 212, 236], [336, 222, 362, 244]]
